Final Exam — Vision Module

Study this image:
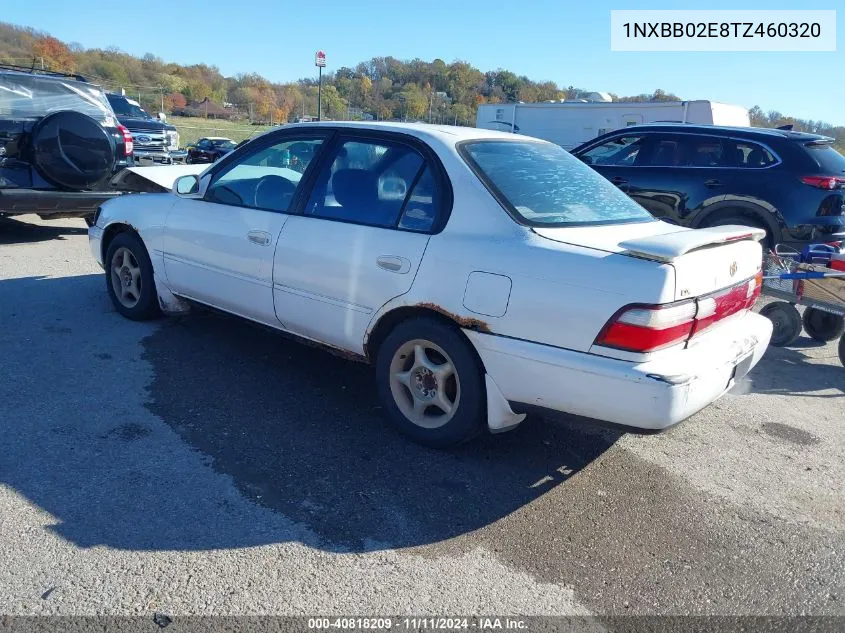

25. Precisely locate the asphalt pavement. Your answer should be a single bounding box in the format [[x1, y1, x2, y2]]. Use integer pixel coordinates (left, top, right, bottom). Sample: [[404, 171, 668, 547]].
[[0, 215, 842, 620]]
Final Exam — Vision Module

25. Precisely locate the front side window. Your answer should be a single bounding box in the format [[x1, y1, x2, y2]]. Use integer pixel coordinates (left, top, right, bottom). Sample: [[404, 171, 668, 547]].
[[304, 138, 433, 229], [463, 140, 654, 227], [579, 136, 644, 166], [205, 137, 324, 212]]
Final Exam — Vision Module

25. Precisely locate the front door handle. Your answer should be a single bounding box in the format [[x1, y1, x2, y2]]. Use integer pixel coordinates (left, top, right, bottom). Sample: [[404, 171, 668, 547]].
[[377, 255, 411, 274], [704, 179, 723, 188], [247, 230, 272, 246]]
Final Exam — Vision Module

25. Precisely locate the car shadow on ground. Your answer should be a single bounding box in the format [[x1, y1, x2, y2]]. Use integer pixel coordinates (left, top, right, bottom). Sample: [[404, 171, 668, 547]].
[[140, 309, 624, 552], [740, 343, 844, 398], [0, 273, 621, 553], [0, 216, 87, 244]]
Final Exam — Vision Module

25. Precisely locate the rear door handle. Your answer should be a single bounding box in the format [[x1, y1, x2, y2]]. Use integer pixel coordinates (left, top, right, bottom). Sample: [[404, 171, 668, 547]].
[[704, 179, 723, 188], [247, 230, 272, 246], [377, 255, 411, 274]]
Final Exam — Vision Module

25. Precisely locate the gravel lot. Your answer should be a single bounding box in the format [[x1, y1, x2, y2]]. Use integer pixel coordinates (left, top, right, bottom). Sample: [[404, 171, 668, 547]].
[[0, 215, 843, 619]]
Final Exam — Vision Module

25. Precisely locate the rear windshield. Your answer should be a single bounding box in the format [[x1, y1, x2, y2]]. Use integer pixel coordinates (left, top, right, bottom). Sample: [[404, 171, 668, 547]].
[[805, 142, 845, 174], [0, 73, 114, 124], [461, 140, 654, 227]]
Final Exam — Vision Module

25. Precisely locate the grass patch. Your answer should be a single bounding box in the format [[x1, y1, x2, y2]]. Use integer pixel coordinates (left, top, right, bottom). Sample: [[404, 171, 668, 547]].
[[168, 116, 274, 146]]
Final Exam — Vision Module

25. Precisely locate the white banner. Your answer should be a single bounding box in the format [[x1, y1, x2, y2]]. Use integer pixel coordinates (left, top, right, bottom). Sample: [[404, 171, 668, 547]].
[[610, 10, 836, 51]]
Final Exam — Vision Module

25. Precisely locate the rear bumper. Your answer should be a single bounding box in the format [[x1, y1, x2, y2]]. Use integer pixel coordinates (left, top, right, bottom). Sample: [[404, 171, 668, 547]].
[[0, 188, 122, 217], [465, 312, 772, 431]]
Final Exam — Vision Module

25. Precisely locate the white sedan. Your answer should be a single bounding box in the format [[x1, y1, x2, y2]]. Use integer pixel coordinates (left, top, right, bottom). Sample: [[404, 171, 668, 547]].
[[89, 122, 772, 447]]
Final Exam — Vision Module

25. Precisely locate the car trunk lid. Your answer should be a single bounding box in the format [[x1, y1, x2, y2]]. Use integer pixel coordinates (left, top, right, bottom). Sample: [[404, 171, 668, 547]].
[[534, 221, 765, 301]]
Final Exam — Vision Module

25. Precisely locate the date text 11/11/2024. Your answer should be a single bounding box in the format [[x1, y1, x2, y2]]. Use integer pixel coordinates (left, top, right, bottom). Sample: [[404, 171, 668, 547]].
[[307, 617, 529, 630]]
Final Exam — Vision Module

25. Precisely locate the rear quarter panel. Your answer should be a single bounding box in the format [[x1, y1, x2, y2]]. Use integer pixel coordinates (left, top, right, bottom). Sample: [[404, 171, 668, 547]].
[[366, 133, 675, 354]]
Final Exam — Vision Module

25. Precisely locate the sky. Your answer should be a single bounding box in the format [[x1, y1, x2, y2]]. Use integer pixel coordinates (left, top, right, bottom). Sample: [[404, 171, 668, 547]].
[[3, 0, 843, 125]]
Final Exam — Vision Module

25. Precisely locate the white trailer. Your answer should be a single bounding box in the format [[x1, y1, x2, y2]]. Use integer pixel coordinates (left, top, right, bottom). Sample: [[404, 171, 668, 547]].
[[475, 100, 750, 150]]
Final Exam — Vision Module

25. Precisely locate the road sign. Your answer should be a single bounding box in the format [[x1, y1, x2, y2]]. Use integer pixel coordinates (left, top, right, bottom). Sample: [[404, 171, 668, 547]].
[[315, 51, 326, 68]]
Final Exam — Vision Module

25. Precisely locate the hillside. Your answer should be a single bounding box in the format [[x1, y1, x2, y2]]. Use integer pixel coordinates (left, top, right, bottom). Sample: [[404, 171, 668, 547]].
[[1, 21, 843, 152]]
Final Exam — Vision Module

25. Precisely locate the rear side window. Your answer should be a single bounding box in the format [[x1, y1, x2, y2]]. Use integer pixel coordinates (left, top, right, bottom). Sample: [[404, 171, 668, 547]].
[[805, 143, 845, 173], [729, 141, 778, 168], [462, 140, 654, 227], [305, 138, 440, 231]]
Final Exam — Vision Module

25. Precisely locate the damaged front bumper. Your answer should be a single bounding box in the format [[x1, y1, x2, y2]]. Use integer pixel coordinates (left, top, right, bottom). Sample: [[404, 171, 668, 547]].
[[465, 312, 772, 431]]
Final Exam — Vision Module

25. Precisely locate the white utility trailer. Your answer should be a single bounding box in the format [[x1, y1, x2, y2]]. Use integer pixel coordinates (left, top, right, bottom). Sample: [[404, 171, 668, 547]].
[[476, 98, 750, 149]]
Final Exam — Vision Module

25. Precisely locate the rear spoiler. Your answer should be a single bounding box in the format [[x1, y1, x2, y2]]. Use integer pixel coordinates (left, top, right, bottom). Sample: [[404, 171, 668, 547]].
[[619, 225, 766, 262]]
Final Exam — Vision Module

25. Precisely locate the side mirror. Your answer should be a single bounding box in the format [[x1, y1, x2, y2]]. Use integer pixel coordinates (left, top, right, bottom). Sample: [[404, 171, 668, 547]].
[[174, 174, 200, 196], [157, 112, 167, 122]]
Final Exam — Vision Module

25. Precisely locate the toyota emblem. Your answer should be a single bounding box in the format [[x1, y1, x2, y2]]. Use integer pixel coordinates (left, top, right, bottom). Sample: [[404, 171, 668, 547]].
[[729, 261, 737, 277]]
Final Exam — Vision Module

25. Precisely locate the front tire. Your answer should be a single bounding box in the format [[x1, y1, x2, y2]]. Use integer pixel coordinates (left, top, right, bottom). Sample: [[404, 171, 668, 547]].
[[375, 317, 485, 447], [802, 307, 845, 342], [104, 231, 161, 321]]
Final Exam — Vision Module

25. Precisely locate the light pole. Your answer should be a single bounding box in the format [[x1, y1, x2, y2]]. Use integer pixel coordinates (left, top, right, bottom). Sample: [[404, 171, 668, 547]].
[[315, 50, 326, 121]]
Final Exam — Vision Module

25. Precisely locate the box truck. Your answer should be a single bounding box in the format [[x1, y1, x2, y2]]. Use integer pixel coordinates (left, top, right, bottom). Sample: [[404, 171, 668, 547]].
[[476, 98, 750, 149]]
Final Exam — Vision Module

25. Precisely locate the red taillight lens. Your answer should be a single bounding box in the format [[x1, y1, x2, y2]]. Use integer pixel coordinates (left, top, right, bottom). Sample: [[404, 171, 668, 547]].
[[597, 303, 696, 352], [595, 272, 762, 353], [117, 124, 133, 156], [801, 175, 845, 190]]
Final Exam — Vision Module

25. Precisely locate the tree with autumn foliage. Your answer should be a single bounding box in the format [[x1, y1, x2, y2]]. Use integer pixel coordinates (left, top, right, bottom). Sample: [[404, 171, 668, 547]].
[[32, 36, 75, 73]]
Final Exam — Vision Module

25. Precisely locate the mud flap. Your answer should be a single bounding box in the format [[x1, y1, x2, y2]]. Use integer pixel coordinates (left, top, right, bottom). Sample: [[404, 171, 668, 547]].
[[485, 374, 527, 434]]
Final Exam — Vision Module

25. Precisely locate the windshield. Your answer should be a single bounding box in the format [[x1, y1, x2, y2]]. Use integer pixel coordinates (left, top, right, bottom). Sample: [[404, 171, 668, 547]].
[[107, 95, 151, 119], [211, 139, 236, 149], [462, 140, 655, 227], [0, 73, 114, 124]]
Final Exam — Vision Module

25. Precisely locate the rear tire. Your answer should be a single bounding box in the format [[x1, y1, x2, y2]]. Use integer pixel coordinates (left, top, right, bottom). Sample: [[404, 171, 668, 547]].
[[375, 317, 485, 448], [760, 301, 802, 347], [700, 214, 772, 252], [104, 231, 161, 321], [802, 307, 845, 342]]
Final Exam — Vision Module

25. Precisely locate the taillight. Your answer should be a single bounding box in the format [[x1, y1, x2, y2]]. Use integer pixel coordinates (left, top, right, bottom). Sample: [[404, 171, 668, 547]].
[[595, 272, 762, 353], [801, 175, 845, 190], [117, 124, 133, 156]]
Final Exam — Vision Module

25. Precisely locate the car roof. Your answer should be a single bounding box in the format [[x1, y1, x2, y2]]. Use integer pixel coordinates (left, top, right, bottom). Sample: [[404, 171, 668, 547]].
[[275, 120, 542, 145], [0, 67, 93, 86], [614, 122, 831, 143]]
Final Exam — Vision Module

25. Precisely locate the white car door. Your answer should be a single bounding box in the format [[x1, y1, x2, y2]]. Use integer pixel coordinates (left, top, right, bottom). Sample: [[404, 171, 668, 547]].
[[163, 135, 328, 324], [273, 135, 445, 353]]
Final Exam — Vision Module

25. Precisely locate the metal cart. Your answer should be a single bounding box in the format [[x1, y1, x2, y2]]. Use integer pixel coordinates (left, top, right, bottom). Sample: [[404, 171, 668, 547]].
[[761, 246, 845, 367]]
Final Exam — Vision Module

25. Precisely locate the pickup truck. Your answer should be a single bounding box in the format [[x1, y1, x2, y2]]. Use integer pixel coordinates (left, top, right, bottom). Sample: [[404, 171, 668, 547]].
[[106, 93, 179, 165]]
